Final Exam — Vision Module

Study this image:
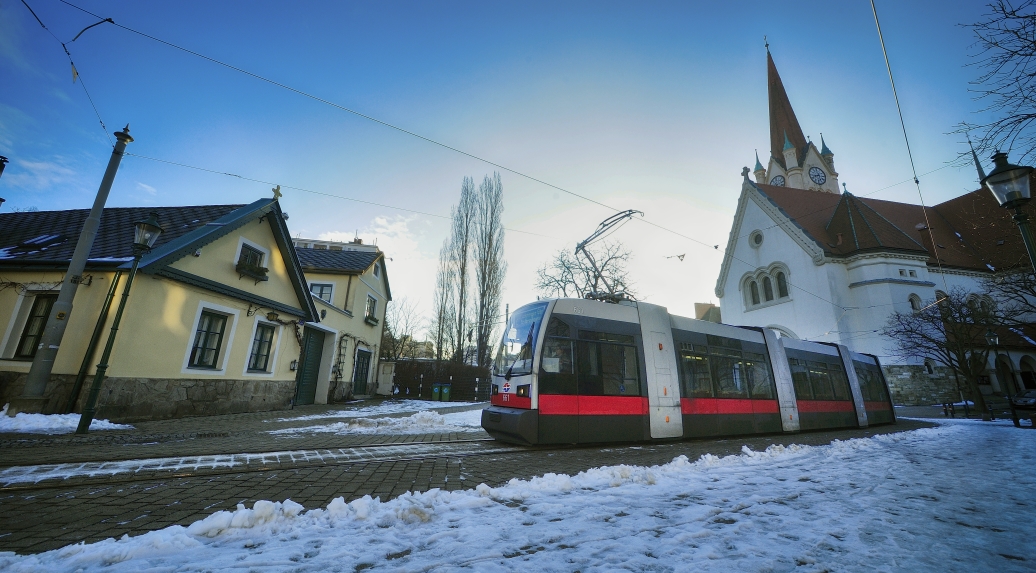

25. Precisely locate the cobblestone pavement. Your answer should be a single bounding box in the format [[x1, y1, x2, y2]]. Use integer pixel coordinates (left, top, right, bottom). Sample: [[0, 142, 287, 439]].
[[0, 399, 935, 555]]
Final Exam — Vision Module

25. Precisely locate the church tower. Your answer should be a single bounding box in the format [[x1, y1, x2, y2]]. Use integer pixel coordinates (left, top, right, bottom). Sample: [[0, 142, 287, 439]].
[[755, 49, 840, 194]]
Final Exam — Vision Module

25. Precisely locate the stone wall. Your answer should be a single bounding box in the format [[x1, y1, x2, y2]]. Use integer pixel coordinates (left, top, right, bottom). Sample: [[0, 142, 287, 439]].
[[0, 371, 295, 422], [881, 364, 964, 406]]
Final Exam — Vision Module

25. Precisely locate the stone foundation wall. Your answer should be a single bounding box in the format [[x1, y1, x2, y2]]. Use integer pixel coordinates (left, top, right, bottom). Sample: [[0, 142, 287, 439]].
[[0, 370, 295, 422], [881, 364, 965, 406]]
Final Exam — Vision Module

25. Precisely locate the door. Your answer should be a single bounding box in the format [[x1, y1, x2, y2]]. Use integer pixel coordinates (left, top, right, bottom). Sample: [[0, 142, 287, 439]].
[[636, 303, 683, 439], [296, 328, 325, 405], [353, 349, 372, 395]]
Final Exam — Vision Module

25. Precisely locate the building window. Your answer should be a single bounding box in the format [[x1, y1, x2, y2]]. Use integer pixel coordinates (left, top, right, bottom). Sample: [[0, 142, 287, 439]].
[[238, 244, 263, 268], [909, 270, 917, 277], [15, 294, 57, 359], [909, 294, 922, 312], [749, 231, 763, 248], [763, 277, 774, 302], [776, 272, 789, 298], [310, 283, 333, 303], [373, 263, 380, 277], [248, 323, 276, 372], [899, 269, 906, 277], [365, 295, 377, 319], [189, 311, 228, 369], [750, 281, 760, 306], [924, 360, 935, 375]]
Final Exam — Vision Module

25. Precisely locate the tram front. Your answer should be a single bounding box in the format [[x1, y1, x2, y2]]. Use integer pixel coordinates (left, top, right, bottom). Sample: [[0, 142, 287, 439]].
[[480, 300, 549, 444]]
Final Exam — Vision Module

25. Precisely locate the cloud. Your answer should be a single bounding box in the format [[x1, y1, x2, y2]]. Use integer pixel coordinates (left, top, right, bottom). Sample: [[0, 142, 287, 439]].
[[136, 182, 158, 196], [0, 2, 32, 71], [5, 158, 78, 190]]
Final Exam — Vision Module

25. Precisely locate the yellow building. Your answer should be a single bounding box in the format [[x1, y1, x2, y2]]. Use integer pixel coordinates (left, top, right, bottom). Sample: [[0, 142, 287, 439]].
[[0, 199, 387, 421], [292, 237, 391, 402]]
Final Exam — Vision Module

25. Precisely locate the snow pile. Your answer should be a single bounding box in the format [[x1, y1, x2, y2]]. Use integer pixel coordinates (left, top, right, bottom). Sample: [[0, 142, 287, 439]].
[[270, 409, 485, 436], [274, 400, 482, 422], [0, 403, 133, 434], [1, 421, 1033, 572]]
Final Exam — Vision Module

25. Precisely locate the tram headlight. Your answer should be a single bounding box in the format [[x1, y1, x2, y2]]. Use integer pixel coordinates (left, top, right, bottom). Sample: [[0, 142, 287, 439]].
[[492, 384, 499, 395], [516, 384, 530, 398]]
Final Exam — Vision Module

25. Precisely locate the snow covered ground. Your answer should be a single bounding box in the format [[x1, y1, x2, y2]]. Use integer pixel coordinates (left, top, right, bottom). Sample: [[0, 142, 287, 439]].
[[2, 418, 1033, 572], [271, 400, 482, 423], [270, 409, 485, 436], [0, 404, 133, 434]]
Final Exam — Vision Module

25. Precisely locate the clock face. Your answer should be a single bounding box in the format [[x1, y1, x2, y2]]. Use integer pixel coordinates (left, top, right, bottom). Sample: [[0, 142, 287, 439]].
[[769, 175, 786, 187], [809, 166, 827, 185]]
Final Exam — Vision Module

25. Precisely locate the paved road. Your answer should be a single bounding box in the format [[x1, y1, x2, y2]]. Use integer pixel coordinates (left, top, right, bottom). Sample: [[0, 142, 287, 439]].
[[0, 400, 934, 555]]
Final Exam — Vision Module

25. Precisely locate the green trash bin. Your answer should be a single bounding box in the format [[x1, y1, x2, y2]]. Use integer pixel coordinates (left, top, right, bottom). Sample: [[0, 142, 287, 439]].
[[431, 383, 442, 401], [441, 383, 452, 402]]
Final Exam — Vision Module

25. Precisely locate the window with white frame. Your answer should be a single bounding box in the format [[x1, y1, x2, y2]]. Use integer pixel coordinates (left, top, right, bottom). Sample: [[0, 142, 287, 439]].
[[310, 283, 333, 303], [743, 265, 792, 311], [248, 323, 276, 372], [189, 311, 228, 369], [373, 263, 380, 277], [365, 295, 377, 319], [909, 294, 922, 312], [14, 293, 57, 359]]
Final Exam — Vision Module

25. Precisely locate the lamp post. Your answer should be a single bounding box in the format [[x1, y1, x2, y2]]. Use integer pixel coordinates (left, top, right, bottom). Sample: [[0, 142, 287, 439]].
[[985, 328, 1021, 427], [982, 152, 1036, 270], [76, 213, 163, 434]]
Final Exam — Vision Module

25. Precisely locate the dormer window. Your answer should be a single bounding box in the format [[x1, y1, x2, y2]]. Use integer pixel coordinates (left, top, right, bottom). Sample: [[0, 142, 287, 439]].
[[310, 283, 333, 303], [239, 244, 263, 268], [236, 243, 269, 283]]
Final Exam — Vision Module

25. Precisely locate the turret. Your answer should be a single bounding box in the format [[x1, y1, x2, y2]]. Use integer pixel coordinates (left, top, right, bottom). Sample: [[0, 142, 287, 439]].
[[754, 150, 766, 184]]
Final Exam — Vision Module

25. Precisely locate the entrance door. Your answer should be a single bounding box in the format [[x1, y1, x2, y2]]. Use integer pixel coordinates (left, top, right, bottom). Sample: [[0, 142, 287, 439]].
[[353, 349, 372, 395], [296, 328, 325, 405]]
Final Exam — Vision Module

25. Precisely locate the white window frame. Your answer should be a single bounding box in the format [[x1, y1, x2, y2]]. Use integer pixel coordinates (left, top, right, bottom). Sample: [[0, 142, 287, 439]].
[[235, 237, 270, 268], [242, 318, 281, 377], [365, 294, 378, 319], [0, 287, 61, 360], [182, 301, 240, 375], [309, 282, 335, 304]]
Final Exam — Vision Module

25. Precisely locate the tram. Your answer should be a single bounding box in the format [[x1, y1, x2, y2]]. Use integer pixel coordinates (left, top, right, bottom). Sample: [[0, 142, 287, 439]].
[[482, 298, 895, 445]]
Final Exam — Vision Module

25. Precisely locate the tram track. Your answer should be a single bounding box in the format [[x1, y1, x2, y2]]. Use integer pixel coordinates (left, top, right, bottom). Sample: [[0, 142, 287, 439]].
[[0, 437, 521, 493]]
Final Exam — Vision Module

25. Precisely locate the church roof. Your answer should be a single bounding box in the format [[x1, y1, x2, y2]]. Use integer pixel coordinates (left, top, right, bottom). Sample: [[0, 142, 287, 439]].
[[752, 180, 1036, 273], [768, 51, 808, 170]]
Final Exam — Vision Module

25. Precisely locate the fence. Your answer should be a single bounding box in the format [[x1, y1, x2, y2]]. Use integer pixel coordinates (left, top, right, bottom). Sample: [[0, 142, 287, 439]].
[[392, 360, 491, 402]]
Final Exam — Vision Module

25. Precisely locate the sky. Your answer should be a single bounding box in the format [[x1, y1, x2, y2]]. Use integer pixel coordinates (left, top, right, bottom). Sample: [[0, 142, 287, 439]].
[[1, 417, 1033, 571], [0, 0, 1002, 336]]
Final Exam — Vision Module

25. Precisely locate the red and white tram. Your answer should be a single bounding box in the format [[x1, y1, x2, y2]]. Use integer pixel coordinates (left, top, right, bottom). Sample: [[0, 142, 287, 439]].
[[482, 298, 895, 445]]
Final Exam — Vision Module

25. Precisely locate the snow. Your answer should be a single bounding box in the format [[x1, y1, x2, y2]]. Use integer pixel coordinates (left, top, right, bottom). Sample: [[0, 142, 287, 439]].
[[1, 419, 1033, 572], [271, 399, 482, 422], [0, 403, 133, 434], [269, 409, 485, 436]]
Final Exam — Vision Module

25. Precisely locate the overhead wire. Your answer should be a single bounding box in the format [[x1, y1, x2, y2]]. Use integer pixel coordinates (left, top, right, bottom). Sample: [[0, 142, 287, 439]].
[[51, 0, 852, 313]]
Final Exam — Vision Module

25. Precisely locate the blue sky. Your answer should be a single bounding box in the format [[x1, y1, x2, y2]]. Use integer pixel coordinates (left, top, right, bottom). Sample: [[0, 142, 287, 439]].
[[0, 0, 998, 326]]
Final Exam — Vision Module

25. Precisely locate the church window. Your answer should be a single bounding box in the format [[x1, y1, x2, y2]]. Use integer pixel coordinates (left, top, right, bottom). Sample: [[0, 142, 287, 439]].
[[776, 272, 789, 298], [909, 294, 922, 312], [763, 277, 774, 301], [769, 175, 786, 187], [750, 281, 760, 306], [749, 230, 764, 248]]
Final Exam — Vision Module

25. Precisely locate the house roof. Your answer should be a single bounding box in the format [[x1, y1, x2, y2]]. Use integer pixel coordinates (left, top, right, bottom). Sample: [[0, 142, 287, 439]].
[[0, 199, 319, 321], [751, 179, 1036, 273], [0, 205, 242, 267], [768, 51, 808, 170], [296, 248, 392, 301]]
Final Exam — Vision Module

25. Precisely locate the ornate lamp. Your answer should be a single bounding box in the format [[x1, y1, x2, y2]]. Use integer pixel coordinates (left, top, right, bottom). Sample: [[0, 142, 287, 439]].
[[983, 152, 1036, 272]]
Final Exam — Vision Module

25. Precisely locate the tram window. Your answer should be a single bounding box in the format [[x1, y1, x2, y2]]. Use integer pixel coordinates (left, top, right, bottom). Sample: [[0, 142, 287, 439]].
[[540, 338, 576, 395], [576, 340, 639, 396], [808, 361, 835, 400], [681, 353, 714, 398], [712, 356, 748, 399], [745, 352, 775, 399], [579, 330, 635, 345], [707, 335, 743, 350], [789, 358, 812, 399], [829, 366, 851, 401], [546, 317, 571, 338]]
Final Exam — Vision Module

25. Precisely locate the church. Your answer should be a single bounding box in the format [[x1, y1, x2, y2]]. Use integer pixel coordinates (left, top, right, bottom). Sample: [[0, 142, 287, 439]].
[[714, 50, 1036, 406]]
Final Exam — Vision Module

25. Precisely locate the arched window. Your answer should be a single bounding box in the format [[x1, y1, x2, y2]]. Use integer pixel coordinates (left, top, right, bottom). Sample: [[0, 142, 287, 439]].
[[750, 281, 760, 305], [763, 277, 774, 301], [776, 272, 788, 298], [909, 294, 922, 312]]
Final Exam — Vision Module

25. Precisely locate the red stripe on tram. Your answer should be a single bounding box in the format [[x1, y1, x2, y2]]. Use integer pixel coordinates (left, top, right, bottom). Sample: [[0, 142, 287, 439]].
[[864, 401, 891, 411], [796, 400, 855, 413], [681, 398, 762, 415], [491, 394, 531, 409], [538, 395, 648, 415]]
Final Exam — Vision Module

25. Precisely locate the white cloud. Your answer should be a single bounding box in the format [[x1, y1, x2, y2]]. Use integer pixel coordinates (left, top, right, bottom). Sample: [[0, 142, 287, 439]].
[[136, 182, 158, 196], [5, 158, 78, 190]]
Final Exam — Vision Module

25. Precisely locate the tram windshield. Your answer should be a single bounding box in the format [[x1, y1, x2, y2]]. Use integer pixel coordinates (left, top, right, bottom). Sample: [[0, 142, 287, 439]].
[[493, 301, 548, 378]]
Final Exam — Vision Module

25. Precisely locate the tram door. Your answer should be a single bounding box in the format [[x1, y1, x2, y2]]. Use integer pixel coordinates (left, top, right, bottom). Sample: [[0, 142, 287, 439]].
[[638, 303, 683, 438]]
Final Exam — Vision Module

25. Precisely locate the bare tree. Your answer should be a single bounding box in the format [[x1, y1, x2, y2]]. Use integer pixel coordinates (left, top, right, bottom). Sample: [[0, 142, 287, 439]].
[[983, 268, 1036, 322], [881, 286, 1018, 413], [431, 239, 456, 363], [450, 178, 477, 363], [535, 241, 634, 299], [473, 173, 507, 368], [380, 297, 422, 361], [959, 1, 1036, 163]]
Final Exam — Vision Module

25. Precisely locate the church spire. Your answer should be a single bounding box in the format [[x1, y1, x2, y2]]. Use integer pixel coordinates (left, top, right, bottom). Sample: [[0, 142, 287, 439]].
[[768, 51, 808, 169]]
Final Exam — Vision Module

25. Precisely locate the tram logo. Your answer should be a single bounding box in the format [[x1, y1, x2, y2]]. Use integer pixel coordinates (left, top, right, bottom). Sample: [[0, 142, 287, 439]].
[[502, 382, 511, 393]]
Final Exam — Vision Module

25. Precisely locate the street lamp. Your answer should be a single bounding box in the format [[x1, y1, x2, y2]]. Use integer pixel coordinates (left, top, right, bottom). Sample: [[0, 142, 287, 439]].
[[982, 152, 1036, 270], [76, 213, 163, 434], [984, 328, 1021, 427]]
